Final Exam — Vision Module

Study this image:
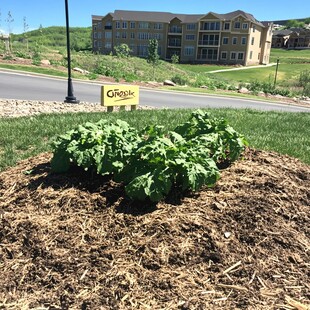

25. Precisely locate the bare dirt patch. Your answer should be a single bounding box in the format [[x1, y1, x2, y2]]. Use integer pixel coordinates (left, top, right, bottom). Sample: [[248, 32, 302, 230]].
[[0, 148, 309, 309]]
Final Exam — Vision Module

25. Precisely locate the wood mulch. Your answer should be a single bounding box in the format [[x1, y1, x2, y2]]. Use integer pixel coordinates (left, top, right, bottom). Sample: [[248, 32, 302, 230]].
[[0, 148, 309, 309]]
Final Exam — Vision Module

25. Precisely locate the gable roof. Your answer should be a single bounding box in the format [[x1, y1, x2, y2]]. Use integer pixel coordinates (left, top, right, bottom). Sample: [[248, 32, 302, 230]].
[[95, 9, 264, 27], [210, 10, 264, 26]]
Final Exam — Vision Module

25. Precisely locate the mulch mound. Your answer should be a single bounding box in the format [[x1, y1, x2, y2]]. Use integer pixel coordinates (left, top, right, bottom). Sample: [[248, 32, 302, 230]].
[[0, 148, 309, 310]]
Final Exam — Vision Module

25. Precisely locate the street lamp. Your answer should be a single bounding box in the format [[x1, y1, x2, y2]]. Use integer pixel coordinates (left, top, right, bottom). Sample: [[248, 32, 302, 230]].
[[64, 0, 79, 103]]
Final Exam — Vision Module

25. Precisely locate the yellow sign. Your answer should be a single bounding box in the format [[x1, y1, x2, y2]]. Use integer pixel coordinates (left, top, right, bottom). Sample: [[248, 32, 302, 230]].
[[101, 85, 139, 107]]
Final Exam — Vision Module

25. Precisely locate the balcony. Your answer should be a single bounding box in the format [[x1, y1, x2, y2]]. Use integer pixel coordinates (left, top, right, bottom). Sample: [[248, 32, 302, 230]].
[[168, 40, 182, 47], [197, 54, 218, 60], [168, 26, 182, 34], [104, 25, 112, 30], [198, 40, 219, 46]]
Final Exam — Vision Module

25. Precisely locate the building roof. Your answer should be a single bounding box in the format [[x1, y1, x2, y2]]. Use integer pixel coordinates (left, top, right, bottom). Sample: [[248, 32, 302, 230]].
[[210, 10, 264, 26], [97, 9, 265, 26], [112, 10, 202, 23], [273, 29, 293, 36]]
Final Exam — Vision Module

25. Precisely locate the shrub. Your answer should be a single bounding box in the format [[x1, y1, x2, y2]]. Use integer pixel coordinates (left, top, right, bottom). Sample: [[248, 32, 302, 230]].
[[114, 44, 131, 58], [172, 74, 189, 86], [171, 54, 179, 64], [51, 110, 248, 202], [299, 70, 310, 96]]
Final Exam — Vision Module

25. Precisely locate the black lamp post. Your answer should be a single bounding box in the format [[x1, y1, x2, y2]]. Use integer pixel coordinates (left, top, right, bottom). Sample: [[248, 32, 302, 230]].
[[273, 58, 280, 88], [64, 0, 79, 103]]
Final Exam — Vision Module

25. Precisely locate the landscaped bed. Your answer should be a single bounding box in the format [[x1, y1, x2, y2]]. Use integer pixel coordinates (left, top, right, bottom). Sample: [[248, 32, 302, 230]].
[[0, 147, 309, 309]]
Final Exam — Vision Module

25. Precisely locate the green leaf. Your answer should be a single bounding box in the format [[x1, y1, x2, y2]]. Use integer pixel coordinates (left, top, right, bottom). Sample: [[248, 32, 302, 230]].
[[125, 168, 172, 202], [51, 149, 71, 173]]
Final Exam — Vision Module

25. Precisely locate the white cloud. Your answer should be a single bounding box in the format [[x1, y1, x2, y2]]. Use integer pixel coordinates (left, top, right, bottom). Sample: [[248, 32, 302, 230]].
[[0, 28, 8, 35]]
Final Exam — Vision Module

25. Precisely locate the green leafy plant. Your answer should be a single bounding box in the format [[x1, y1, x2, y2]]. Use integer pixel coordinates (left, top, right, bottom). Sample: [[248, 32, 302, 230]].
[[51, 110, 248, 202], [114, 44, 132, 58]]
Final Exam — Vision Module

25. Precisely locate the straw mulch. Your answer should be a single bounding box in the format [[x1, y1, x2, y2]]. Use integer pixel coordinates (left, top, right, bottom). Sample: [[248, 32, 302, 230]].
[[0, 148, 309, 310]]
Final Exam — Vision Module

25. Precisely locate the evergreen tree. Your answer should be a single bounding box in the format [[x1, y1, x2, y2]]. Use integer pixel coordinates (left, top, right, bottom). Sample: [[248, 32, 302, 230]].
[[147, 39, 160, 80]]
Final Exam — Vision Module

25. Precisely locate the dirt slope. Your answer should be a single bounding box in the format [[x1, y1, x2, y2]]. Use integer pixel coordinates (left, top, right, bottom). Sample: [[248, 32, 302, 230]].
[[0, 148, 309, 310]]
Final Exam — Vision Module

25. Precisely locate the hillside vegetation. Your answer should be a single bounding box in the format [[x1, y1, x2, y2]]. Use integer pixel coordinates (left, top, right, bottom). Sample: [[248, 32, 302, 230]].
[[11, 26, 92, 51]]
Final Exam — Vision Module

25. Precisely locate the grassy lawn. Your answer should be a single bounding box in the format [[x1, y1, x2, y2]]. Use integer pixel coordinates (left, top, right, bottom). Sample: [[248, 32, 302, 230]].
[[177, 64, 234, 73], [0, 108, 309, 172], [179, 49, 310, 87]]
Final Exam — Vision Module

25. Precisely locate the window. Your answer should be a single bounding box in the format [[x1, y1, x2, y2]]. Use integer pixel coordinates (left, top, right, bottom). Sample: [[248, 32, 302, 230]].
[[251, 37, 255, 45], [122, 32, 127, 39], [185, 34, 195, 40], [249, 51, 253, 59], [130, 32, 135, 39], [105, 42, 112, 49], [202, 22, 220, 30], [138, 32, 150, 40], [232, 37, 237, 45], [115, 21, 120, 29], [234, 21, 241, 29], [222, 37, 228, 44], [184, 46, 195, 56], [93, 32, 98, 39], [186, 23, 196, 30], [238, 52, 244, 60], [105, 22, 112, 30], [137, 44, 148, 57], [224, 22, 230, 30], [242, 23, 248, 29], [201, 48, 218, 60], [253, 26, 256, 32], [105, 31, 112, 39], [139, 22, 149, 29], [98, 32, 102, 39], [231, 52, 236, 60], [115, 32, 120, 39], [154, 23, 163, 30], [130, 21, 135, 29], [153, 33, 162, 40], [170, 25, 182, 33], [201, 34, 219, 45], [122, 21, 128, 29], [241, 37, 246, 45], [221, 51, 227, 59]]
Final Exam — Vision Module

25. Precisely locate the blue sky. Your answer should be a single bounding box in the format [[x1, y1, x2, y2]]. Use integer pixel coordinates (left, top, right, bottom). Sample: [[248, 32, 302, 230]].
[[0, 0, 309, 34]]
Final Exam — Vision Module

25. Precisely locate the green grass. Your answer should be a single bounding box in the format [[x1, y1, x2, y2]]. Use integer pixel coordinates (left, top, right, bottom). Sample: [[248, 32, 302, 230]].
[[0, 109, 309, 172], [177, 64, 234, 73], [0, 63, 69, 78]]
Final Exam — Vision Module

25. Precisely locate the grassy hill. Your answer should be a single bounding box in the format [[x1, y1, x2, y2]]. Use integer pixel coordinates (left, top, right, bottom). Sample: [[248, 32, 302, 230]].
[[12, 26, 92, 51]]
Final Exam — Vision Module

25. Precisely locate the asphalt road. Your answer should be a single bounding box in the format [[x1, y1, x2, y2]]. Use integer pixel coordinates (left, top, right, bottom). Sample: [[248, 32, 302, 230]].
[[0, 70, 309, 112]]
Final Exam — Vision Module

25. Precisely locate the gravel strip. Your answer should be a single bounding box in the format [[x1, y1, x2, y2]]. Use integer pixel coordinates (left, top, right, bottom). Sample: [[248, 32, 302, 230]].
[[0, 98, 155, 118]]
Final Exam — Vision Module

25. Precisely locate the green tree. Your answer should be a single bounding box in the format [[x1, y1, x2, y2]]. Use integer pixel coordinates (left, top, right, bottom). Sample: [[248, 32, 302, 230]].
[[304, 18, 310, 24], [147, 39, 160, 80], [114, 43, 131, 58], [285, 19, 305, 28]]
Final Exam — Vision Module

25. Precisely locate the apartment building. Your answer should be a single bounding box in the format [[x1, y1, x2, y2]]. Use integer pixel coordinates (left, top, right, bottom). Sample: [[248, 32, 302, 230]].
[[92, 10, 273, 65]]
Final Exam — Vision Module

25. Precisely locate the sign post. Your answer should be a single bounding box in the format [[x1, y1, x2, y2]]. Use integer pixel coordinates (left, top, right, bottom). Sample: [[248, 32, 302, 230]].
[[101, 85, 139, 112]]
